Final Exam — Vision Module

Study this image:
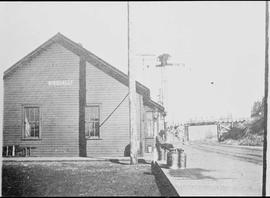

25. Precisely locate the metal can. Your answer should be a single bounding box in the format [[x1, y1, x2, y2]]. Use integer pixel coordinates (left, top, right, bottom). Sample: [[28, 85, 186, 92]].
[[167, 148, 179, 169], [178, 149, 187, 169], [163, 149, 167, 162]]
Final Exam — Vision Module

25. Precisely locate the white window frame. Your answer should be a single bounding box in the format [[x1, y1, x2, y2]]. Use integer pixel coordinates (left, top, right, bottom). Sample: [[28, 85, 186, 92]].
[[22, 105, 41, 140], [85, 105, 101, 139]]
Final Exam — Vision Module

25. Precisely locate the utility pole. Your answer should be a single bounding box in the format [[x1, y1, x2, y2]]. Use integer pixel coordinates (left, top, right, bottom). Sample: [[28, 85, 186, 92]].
[[127, 1, 138, 165], [264, 0, 269, 196], [156, 54, 184, 122]]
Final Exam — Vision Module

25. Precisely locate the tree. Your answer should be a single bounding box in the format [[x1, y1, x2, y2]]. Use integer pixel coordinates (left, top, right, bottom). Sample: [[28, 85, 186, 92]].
[[251, 97, 264, 119], [249, 97, 265, 135]]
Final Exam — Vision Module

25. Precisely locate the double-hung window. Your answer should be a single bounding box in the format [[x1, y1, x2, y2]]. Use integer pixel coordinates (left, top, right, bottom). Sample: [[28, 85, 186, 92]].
[[23, 107, 40, 139], [85, 106, 100, 138]]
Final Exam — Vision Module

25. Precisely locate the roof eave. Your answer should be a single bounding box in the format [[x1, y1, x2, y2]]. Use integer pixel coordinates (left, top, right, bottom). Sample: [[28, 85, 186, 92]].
[[143, 97, 165, 112]]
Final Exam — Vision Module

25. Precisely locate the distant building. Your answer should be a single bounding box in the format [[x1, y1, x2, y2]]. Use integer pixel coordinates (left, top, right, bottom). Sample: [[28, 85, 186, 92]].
[[3, 33, 165, 157], [188, 125, 218, 142], [184, 118, 248, 142]]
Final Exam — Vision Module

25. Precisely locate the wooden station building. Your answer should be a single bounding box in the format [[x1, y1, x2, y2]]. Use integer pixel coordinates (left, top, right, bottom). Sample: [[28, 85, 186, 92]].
[[3, 33, 165, 157]]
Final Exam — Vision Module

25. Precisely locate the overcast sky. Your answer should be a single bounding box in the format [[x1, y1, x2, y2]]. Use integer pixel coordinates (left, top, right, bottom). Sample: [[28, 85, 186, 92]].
[[0, 2, 265, 123]]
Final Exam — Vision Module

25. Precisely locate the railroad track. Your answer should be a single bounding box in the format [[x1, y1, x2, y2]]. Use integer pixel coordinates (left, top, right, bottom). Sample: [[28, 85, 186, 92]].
[[187, 143, 263, 165]]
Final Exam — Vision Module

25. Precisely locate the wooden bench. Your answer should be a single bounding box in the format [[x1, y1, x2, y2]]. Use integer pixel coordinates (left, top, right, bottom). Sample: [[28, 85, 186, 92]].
[[3, 145, 37, 157]]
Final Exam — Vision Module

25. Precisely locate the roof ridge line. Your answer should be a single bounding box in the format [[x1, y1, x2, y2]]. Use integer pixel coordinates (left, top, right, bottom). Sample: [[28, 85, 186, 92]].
[[56, 33, 150, 91]]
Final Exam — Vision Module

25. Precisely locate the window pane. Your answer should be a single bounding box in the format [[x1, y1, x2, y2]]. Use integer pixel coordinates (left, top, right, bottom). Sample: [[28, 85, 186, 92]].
[[89, 107, 99, 120], [85, 110, 90, 122], [24, 110, 31, 137], [24, 107, 40, 138], [35, 108, 39, 122], [30, 124, 35, 137], [85, 106, 100, 138], [85, 122, 91, 137], [26, 108, 30, 121], [90, 122, 95, 136], [35, 123, 39, 137], [94, 122, 100, 137], [29, 108, 35, 121]]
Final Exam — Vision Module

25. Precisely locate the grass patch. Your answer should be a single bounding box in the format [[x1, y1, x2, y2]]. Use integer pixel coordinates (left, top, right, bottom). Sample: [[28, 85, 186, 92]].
[[2, 161, 161, 197]]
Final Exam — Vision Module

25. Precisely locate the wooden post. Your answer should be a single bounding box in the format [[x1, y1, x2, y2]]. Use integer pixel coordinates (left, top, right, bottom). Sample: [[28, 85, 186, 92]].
[[79, 57, 87, 157], [128, 1, 138, 165], [6, 146, 8, 156], [12, 145, 15, 157]]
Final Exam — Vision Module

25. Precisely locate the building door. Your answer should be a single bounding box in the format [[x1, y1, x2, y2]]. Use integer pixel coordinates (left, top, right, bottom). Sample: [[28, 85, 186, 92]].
[[146, 112, 154, 138], [145, 112, 154, 154]]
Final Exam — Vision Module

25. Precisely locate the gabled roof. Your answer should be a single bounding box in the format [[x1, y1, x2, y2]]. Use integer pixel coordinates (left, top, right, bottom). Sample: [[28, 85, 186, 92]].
[[3, 32, 164, 112]]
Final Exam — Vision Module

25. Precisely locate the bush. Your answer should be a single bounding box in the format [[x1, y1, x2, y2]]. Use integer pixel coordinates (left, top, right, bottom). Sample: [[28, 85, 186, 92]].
[[221, 126, 246, 140], [239, 134, 264, 146], [248, 117, 264, 135], [219, 119, 264, 146]]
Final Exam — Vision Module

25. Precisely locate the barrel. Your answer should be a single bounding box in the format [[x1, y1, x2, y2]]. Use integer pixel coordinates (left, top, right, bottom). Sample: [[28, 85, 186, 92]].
[[167, 148, 179, 169], [157, 147, 163, 161]]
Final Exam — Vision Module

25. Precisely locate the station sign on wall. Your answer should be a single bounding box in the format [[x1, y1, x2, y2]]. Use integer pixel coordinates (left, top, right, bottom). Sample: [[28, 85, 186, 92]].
[[48, 80, 73, 87]]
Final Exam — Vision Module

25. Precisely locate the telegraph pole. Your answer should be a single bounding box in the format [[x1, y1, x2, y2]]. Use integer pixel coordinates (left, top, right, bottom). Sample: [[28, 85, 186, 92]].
[[127, 1, 138, 165], [264, 0, 269, 195], [156, 54, 185, 123]]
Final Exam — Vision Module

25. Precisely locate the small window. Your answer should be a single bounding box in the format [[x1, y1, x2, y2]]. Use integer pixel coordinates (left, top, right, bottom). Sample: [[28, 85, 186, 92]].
[[23, 107, 40, 139], [85, 106, 100, 138]]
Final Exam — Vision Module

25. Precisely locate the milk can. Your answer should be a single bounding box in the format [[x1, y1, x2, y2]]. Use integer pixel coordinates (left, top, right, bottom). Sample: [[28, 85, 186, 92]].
[[163, 149, 167, 162], [167, 148, 179, 169], [177, 148, 187, 169]]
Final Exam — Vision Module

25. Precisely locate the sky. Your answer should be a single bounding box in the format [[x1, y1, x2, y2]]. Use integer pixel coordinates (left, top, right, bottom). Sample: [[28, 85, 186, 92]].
[[0, 2, 266, 124]]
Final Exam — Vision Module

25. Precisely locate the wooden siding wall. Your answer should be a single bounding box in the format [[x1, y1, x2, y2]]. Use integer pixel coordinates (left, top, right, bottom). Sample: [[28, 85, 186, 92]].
[[3, 43, 80, 157], [85, 62, 143, 157]]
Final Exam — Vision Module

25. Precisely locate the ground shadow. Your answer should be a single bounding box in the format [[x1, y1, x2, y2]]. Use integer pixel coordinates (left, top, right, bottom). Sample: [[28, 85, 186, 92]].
[[169, 168, 216, 180], [158, 163, 169, 169], [143, 172, 153, 175], [124, 144, 130, 157], [138, 159, 151, 164], [108, 158, 151, 165], [108, 159, 129, 165], [151, 162, 179, 197]]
